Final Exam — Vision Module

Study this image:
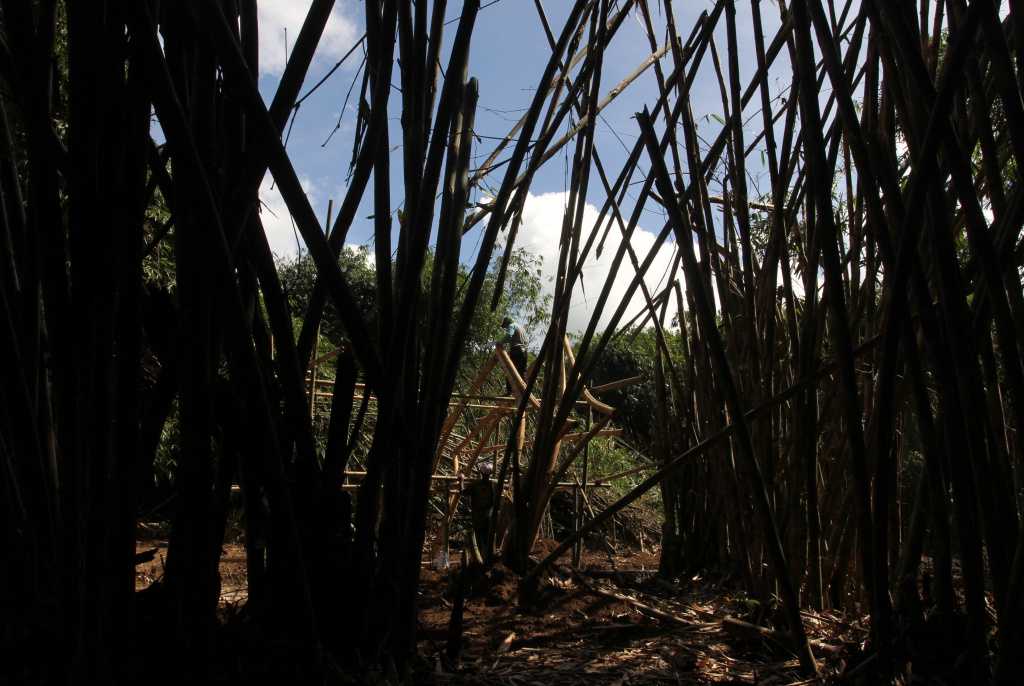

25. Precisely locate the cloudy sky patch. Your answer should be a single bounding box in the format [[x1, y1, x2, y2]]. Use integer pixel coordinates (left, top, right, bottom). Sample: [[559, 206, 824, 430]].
[[257, 1, 360, 77], [505, 191, 681, 334]]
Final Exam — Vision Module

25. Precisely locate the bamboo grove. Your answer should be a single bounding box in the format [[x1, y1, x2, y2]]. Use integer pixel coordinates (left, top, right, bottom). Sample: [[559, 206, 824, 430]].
[[1, 0, 1023, 683]]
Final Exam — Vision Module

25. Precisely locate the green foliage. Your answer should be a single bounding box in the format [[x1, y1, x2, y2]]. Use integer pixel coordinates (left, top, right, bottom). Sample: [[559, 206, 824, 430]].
[[587, 326, 683, 452], [277, 244, 378, 351], [583, 437, 662, 517], [142, 184, 176, 290], [458, 248, 551, 374], [275, 246, 551, 382], [153, 399, 181, 486]]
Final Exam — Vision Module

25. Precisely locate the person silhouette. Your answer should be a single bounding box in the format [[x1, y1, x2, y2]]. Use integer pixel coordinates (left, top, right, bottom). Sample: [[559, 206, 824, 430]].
[[498, 316, 527, 395]]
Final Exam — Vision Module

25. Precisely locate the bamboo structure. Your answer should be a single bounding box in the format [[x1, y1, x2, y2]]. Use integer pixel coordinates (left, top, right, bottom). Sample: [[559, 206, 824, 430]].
[[517, 1, 1024, 681], [307, 342, 627, 559]]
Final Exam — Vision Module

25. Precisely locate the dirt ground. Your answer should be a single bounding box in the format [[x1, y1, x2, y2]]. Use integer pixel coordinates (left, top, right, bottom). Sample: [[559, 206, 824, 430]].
[[133, 534, 864, 685], [134, 533, 248, 604], [416, 540, 863, 685]]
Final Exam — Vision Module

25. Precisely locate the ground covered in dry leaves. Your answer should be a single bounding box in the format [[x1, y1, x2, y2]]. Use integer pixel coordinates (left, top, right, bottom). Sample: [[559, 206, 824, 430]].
[[416, 541, 867, 685], [134, 532, 866, 685]]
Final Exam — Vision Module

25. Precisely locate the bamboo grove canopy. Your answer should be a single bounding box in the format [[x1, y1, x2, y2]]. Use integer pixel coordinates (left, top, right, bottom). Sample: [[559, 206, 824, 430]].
[[1, 0, 1023, 683]]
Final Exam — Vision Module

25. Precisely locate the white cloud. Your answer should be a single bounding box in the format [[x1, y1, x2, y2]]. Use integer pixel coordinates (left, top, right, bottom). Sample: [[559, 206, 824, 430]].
[[257, 172, 375, 270], [258, 172, 317, 257], [258, 1, 360, 77], [503, 191, 681, 335]]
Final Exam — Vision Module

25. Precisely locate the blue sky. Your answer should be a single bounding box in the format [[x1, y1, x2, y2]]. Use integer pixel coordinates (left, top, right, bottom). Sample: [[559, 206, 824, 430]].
[[253, 1, 802, 331]]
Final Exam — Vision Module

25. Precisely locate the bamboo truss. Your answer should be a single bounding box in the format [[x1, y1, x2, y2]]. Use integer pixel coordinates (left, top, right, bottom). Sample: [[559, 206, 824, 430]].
[[306, 339, 630, 534]]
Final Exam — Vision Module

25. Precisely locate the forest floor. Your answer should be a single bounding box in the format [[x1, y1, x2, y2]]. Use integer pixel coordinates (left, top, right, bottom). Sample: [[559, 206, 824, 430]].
[[415, 540, 866, 685], [133, 532, 866, 685]]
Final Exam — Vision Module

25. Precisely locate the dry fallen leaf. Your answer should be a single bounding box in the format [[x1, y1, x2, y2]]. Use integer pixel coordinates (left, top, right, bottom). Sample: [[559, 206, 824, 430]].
[[498, 631, 516, 654]]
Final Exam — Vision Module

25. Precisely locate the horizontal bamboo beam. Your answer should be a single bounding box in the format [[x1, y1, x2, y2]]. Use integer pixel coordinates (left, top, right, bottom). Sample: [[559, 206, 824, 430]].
[[561, 428, 622, 441], [589, 375, 644, 394], [706, 193, 775, 212], [332, 473, 611, 488]]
